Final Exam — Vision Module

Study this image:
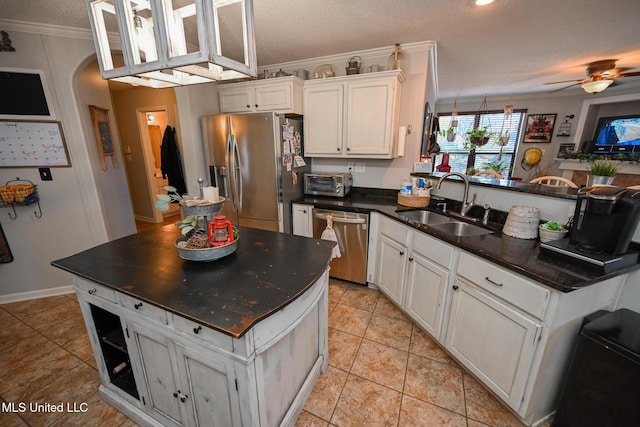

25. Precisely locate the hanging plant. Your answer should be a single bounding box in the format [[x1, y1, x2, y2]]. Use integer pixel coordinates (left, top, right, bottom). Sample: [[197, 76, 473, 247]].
[[466, 126, 491, 147]]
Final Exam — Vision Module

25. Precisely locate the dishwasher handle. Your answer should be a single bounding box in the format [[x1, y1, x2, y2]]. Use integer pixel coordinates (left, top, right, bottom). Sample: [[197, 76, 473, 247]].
[[313, 212, 366, 224]]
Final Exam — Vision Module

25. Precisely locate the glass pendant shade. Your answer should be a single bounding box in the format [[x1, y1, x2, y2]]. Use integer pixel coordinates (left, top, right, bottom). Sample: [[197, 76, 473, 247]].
[[387, 43, 406, 72], [86, 0, 257, 88], [581, 79, 613, 94]]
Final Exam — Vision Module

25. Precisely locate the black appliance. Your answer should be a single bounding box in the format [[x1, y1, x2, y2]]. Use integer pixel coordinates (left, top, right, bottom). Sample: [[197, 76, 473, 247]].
[[540, 186, 640, 273], [553, 309, 640, 427]]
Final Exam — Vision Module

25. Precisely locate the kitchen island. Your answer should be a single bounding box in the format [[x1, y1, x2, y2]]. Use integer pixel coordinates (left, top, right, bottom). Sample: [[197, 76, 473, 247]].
[[52, 226, 336, 427]]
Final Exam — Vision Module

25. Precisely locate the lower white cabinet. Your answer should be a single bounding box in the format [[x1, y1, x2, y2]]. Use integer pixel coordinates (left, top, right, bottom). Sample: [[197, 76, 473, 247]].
[[444, 278, 541, 409], [292, 203, 313, 237], [375, 215, 454, 339], [127, 322, 239, 427]]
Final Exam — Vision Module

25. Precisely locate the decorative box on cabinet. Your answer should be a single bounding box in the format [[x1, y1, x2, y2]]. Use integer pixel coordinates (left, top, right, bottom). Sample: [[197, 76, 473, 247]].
[[218, 76, 303, 114], [303, 70, 404, 158]]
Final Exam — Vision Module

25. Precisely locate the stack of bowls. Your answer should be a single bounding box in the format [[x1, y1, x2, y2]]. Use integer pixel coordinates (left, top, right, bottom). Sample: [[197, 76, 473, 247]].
[[502, 206, 540, 239]]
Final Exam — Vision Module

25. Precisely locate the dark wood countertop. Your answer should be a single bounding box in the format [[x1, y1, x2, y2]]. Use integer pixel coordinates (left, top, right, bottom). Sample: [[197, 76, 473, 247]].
[[295, 190, 639, 292], [52, 226, 335, 338]]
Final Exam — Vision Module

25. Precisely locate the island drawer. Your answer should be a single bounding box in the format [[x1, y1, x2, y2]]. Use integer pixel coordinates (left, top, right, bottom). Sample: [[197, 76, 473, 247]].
[[118, 293, 167, 324], [457, 252, 550, 320], [74, 278, 116, 303], [168, 313, 233, 352]]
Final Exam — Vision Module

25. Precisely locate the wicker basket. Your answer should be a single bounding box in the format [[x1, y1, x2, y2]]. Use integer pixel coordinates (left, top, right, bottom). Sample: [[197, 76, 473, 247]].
[[397, 193, 430, 208], [0, 184, 36, 204]]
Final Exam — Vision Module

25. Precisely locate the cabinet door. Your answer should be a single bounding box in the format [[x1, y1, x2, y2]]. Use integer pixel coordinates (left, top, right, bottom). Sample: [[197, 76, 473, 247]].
[[445, 280, 541, 410], [376, 234, 407, 306], [219, 87, 253, 113], [303, 84, 343, 156], [254, 84, 292, 112], [404, 252, 448, 340], [345, 79, 396, 157], [292, 203, 312, 237], [174, 343, 241, 427], [126, 323, 187, 427]]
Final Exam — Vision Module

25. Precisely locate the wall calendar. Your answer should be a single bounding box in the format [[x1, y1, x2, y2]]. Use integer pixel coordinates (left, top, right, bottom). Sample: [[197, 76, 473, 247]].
[[0, 120, 71, 168]]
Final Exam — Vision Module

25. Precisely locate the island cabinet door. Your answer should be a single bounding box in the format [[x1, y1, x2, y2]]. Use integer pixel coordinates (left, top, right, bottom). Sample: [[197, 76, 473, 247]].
[[173, 342, 242, 427], [444, 279, 541, 411], [125, 322, 188, 427]]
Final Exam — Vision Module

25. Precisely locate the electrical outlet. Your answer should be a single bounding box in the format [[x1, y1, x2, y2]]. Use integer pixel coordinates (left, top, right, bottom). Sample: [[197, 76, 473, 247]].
[[355, 162, 366, 173]]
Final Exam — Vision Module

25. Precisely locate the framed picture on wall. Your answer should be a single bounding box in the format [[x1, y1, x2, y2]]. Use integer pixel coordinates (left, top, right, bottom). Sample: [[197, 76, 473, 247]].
[[523, 113, 557, 143], [89, 105, 118, 170], [557, 143, 575, 158]]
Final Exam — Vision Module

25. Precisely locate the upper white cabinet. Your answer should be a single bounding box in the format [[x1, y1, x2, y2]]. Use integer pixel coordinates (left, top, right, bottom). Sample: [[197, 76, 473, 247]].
[[218, 76, 304, 114], [303, 70, 404, 158]]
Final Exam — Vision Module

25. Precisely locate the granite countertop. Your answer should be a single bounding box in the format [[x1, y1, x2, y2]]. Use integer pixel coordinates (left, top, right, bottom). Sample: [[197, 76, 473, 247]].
[[296, 189, 639, 292], [52, 226, 335, 338]]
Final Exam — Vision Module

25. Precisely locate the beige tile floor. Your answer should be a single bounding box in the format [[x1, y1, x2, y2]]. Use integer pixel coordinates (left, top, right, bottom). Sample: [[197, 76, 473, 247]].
[[0, 277, 527, 427]]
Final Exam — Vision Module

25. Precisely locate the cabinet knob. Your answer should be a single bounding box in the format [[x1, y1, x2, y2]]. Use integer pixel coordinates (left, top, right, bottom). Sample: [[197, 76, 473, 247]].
[[408, 257, 414, 262], [246, 104, 250, 108], [337, 147, 341, 151], [173, 391, 188, 403], [88, 289, 97, 295], [255, 104, 259, 108], [193, 325, 202, 334], [399, 251, 405, 256], [452, 285, 459, 290], [346, 147, 351, 151], [134, 302, 143, 309]]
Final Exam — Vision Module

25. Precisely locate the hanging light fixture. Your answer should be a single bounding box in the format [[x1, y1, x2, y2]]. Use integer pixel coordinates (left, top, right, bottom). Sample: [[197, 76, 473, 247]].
[[86, 0, 257, 88], [581, 79, 614, 94]]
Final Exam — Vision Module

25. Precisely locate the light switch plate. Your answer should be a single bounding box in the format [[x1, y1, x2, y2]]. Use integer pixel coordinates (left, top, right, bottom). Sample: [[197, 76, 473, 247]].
[[39, 168, 52, 181]]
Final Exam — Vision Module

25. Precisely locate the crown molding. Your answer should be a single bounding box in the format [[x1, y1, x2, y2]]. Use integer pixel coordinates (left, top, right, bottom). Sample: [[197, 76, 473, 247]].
[[0, 19, 94, 40]]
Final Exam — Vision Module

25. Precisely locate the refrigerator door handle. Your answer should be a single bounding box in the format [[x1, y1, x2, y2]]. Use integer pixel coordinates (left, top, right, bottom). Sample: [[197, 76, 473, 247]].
[[225, 128, 238, 213], [231, 134, 243, 212]]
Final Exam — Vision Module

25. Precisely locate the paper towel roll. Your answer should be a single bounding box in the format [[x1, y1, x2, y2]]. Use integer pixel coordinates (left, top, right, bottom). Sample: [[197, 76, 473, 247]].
[[203, 186, 219, 202], [397, 126, 407, 157]]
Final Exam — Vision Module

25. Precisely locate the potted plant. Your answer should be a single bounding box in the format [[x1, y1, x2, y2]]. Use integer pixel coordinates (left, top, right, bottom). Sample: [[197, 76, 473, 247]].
[[438, 126, 457, 142], [539, 221, 569, 243], [482, 159, 510, 176], [587, 158, 618, 186], [467, 126, 492, 147]]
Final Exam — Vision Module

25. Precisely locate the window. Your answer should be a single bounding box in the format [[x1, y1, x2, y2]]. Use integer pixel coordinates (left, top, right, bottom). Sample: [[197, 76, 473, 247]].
[[434, 109, 526, 177]]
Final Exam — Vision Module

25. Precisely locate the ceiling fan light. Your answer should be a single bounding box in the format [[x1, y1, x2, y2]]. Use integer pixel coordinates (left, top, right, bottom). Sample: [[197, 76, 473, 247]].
[[581, 79, 614, 93]]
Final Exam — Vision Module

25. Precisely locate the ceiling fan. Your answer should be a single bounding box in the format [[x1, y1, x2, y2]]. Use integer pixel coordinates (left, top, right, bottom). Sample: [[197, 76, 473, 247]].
[[545, 59, 640, 93]]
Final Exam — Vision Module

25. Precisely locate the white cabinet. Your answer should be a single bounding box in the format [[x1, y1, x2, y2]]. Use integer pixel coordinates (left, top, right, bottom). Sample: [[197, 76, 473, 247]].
[[375, 215, 454, 340], [445, 277, 541, 410], [376, 215, 410, 306], [404, 232, 456, 340], [303, 70, 404, 158], [126, 322, 240, 427], [218, 76, 303, 114], [292, 203, 313, 237]]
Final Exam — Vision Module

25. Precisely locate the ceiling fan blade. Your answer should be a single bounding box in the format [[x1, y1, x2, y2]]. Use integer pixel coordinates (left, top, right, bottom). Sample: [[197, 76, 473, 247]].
[[544, 79, 584, 85], [549, 82, 582, 93], [617, 71, 640, 78]]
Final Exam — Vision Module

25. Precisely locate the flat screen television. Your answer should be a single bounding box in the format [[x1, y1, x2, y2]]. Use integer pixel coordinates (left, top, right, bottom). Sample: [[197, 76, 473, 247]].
[[591, 115, 640, 154]]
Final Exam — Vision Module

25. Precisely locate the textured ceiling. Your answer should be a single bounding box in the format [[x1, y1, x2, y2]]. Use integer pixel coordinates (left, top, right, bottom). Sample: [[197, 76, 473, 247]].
[[1, 0, 639, 99]]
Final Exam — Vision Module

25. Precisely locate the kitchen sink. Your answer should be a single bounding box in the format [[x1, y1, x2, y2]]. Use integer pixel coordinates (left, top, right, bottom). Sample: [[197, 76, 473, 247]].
[[396, 209, 451, 225], [428, 221, 493, 237]]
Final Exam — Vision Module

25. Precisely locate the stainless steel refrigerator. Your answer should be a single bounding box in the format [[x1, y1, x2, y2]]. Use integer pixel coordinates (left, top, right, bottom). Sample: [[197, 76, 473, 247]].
[[202, 112, 309, 233]]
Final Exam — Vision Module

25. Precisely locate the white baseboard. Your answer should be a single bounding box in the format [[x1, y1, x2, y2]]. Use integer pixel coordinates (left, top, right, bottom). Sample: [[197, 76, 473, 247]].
[[0, 285, 74, 304]]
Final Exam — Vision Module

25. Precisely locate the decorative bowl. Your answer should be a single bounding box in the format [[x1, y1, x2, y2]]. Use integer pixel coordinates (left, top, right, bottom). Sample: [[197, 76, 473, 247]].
[[538, 226, 568, 243], [175, 234, 238, 262]]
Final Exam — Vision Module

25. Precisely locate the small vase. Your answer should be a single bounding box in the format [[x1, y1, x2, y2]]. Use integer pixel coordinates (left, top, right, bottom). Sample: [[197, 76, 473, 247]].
[[586, 175, 615, 187], [466, 148, 477, 175]]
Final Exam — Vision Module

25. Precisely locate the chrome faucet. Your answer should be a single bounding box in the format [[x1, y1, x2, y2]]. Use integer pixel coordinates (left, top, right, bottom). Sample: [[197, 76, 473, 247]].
[[435, 172, 476, 217]]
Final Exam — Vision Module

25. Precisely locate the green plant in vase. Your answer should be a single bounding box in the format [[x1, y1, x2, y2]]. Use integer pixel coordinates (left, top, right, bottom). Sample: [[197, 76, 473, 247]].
[[466, 126, 492, 147], [587, 158, 619, 186]]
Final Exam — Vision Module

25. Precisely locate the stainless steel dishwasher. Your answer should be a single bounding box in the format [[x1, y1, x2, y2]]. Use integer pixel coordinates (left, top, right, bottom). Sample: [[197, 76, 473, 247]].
[[312, 208, 369, 285]]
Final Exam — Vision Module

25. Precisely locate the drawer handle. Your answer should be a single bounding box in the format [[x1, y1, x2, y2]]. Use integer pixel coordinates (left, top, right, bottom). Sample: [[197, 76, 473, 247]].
[[485, 276, 503, 287], [134, 302, 143, 309], [88, 289, 97, 295], [193, 325, 202, 334]]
